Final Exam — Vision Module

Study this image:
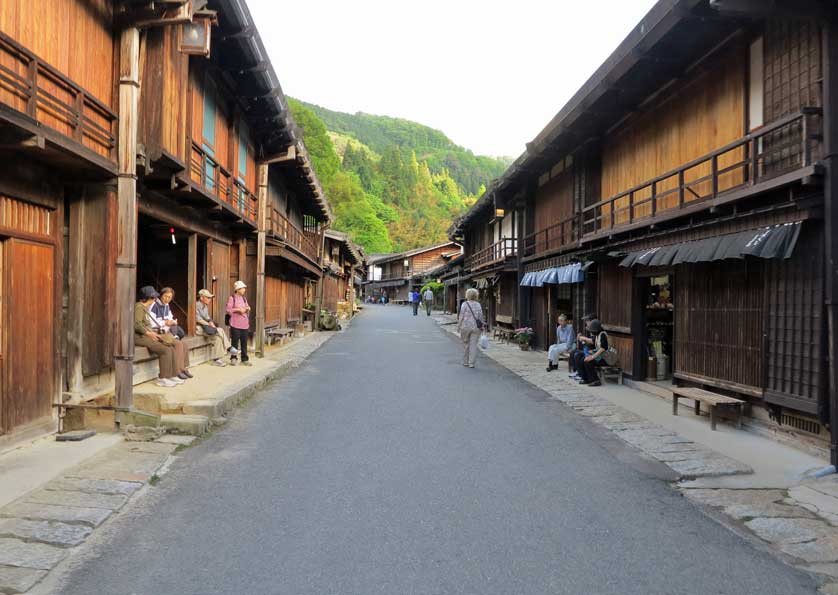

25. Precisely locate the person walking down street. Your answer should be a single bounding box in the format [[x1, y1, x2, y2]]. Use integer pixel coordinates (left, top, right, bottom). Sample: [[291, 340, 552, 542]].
[[134, 286, 184, 388], [458, 288, 484, 368], [410, 289, 420, 316], [547, 314, 575, 372], [423, 287, 435, 316], [226, 280, 252, 366], [195, 289, 238, 366], [573, 319, 608, 386]]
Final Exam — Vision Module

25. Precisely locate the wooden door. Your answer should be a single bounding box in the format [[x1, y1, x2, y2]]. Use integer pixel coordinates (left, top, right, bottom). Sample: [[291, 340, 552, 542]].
[[208, 240, 230, 321], [1, 239, 54, 434]]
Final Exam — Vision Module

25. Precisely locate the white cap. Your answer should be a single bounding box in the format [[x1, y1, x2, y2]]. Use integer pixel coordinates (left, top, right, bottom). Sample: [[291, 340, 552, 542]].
[[233, 280, 247, 291]]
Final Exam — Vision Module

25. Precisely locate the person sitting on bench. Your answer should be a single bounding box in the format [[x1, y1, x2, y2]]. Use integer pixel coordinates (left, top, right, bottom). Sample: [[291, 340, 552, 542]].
[[573, 319, 608, 387], [546, 314, 574, 372], [195, 289, 238, 366], [135, 286, 186, 388]]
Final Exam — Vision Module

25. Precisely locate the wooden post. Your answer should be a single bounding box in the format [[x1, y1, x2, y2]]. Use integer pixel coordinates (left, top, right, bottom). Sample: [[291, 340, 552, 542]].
[[314, 226, 328, 331], [822, 22, 838, 466], [114, 27, 140, 412], [255, 163, 268, 356], [187, 233, 197, 335]]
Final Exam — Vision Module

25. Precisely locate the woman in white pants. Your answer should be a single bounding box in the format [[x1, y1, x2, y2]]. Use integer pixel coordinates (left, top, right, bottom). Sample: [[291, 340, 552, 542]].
[[458, 288, 484, 368]]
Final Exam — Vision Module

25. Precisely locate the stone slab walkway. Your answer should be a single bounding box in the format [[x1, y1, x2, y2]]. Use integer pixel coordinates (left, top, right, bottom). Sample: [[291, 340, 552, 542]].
[[433, 313, 838, 591], [0, 326, 342, 594]]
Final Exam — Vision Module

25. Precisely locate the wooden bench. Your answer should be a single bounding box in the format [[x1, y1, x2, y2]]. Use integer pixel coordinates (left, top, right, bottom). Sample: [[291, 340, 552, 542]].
[[265, 326, 293, 345], [596, 366, 623, 384], [493, 315, 516, 343], [672, 386, 744, 431]]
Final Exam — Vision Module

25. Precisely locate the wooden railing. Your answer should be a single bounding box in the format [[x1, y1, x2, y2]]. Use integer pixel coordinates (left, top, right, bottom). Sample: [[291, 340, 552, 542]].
[[582, 109, 821, 237], [189, 141, 258, 222], [269, 208, 320, 263], [465, 238, 517, 270], [0, 31, 117, 160], [523, 215, 579, 258]]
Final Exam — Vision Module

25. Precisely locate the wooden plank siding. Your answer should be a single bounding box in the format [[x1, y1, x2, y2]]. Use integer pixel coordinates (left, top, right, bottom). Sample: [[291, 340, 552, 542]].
[[600, 41, 746, 227], [596, 263, 634, 375], [533, 170, 575, 253], [2, 239, 54, 433], [0, 0, 115, 108]]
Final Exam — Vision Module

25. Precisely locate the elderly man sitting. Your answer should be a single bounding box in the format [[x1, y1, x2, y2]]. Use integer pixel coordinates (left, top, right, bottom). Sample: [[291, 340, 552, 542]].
[[547, 314, 575, 372], [195, 289, 238, 366]]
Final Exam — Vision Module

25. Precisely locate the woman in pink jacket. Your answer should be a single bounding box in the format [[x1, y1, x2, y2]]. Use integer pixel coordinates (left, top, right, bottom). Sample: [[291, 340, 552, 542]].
[[226, 280, 252, 366]]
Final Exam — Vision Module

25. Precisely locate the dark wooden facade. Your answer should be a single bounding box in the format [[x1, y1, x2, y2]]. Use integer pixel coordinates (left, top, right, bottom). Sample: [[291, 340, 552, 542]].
[[0, 0, 331, 441], [453, 3, 836, 439], [322, 230, 363, 315], [366, 243, 460, 303]]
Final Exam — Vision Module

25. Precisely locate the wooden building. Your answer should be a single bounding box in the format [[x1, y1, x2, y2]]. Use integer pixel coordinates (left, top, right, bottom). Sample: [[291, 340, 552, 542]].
[[449, 188, 521, 333], [0, 0, 331, 443], [322, 229, 364, 316], [365, 242, 460, 303], [456, 1, 838, 451]]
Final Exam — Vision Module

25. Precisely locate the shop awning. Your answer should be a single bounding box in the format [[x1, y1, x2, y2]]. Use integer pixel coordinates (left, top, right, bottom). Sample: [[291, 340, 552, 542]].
[[520, 262, 586, 287], [474, 275, 499, 289], [619, 222, 802, 268], [369, 279, 407, 288]]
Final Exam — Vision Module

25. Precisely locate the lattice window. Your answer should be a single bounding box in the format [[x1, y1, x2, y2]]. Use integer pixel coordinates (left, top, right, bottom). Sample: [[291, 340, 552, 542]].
[[0, 196, 52, 237]]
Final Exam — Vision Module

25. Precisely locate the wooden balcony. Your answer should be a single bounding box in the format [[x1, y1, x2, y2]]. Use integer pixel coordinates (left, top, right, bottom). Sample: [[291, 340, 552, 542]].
[[582, 109, 821, 240], [188, 141, 258, 224], [0, 31, 117, 172], [269, 208, 320, 264], [523, 216, 579, 259], [465, 238, 517, 271]]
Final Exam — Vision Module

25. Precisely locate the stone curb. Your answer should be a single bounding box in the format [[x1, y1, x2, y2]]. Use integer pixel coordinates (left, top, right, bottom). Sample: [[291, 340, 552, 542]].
[[432, 316, 753, 481], [0, 328, 340, 595]]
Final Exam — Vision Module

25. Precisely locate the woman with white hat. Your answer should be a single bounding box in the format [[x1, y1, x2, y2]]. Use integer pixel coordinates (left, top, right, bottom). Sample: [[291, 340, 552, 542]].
[[226, 280, 251, 366]]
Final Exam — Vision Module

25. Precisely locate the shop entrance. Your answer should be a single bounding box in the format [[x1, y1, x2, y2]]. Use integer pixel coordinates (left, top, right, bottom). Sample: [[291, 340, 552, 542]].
[[136, 214, 190, 330], [637, 274, 675, 383]]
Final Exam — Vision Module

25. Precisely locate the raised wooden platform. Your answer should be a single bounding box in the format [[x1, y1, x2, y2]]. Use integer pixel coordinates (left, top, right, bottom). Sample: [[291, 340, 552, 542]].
[[672, 386, 744, 431]]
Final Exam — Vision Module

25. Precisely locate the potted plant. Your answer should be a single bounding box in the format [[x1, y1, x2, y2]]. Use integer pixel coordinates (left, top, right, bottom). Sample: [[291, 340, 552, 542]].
[[514, 327, 534, 351]]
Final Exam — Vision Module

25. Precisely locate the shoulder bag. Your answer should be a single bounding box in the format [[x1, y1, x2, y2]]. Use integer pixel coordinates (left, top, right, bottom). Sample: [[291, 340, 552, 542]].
[[465, 301, 484, 331]]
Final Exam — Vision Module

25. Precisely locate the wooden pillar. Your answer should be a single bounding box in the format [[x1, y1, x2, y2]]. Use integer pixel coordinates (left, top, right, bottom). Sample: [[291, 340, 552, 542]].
[[255, 163, 268, 356], [313, 226, 327, 331], [822, 22, 838, 465], [114, 27, 140, 411], [187, 233, 197, 335]]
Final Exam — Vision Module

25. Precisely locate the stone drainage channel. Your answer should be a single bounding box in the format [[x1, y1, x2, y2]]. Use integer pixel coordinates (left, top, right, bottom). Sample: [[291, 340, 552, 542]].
[[433, 313, 838, 593], [0, 329, 339, 595]]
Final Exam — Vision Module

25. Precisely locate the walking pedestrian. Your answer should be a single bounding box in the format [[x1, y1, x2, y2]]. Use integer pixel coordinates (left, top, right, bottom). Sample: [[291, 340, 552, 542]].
[[423, 287, 434, 316], [410, 289, 420, 316], [226, 280, 252, 366], [458, 288, 484, 368]]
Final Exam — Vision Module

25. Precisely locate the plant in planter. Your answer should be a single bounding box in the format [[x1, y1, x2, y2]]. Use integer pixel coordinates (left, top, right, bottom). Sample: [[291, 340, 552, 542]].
[[514, 327, 534, 350]]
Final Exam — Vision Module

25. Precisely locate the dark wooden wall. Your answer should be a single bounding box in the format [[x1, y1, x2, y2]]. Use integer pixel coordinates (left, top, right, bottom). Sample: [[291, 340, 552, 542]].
[[675, 261, 764, 391], [764, 222, 824, 414], [764, 20, 822, 121]]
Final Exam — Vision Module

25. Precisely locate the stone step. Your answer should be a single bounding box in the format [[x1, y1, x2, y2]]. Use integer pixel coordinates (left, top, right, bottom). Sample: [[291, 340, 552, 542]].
[[181, 399, 224, 419], [159, 414, 210, 436]]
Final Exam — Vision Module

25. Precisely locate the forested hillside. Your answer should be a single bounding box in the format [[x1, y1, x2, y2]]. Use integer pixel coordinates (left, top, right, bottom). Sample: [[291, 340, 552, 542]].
[[302, 101, 511, 195], [288, 99, 510, 253]]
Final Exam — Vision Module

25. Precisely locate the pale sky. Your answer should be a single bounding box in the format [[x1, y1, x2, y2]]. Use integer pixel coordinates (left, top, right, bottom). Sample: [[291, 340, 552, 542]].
[[248, 0, 658, 158]]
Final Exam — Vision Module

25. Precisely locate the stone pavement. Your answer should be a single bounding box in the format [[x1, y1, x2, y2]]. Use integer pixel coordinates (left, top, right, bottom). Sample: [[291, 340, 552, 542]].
[[433, 312, 838, 592], [0, 326, 342, 594]]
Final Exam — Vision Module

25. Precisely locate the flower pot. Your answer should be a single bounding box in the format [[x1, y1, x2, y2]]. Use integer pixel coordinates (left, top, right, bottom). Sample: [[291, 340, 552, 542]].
[[519, 344, 530, 351]]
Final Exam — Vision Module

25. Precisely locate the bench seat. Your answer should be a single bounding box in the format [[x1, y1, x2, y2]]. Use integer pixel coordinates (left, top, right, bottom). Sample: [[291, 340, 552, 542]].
[[672, 386, 744, 430]]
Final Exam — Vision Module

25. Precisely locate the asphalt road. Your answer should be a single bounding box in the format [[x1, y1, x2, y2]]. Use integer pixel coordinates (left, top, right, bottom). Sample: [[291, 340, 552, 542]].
[[52, 306, 818, 594]]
